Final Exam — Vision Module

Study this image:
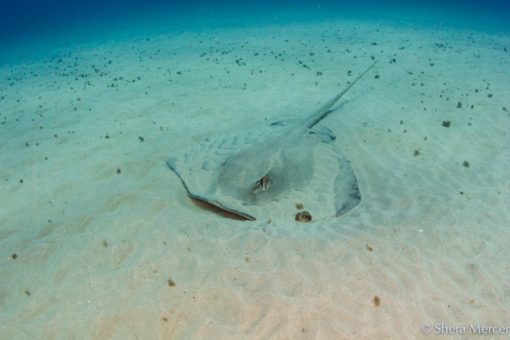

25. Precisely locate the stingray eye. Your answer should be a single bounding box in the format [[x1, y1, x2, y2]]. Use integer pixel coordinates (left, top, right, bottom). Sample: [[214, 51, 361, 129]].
[[253, 175, 270, 193]]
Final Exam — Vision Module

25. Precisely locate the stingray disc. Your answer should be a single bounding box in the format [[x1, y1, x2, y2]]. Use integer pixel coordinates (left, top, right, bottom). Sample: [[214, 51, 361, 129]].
[[168, 131, 361, 221]]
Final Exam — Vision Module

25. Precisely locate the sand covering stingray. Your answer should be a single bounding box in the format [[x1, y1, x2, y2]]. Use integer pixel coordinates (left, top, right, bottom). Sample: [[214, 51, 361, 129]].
[[168, 60, 378, 221]]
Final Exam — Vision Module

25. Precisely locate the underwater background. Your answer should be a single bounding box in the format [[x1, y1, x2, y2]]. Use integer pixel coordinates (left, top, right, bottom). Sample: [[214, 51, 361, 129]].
[[1, 0, 509, 338], [1, 1, 509, 46]]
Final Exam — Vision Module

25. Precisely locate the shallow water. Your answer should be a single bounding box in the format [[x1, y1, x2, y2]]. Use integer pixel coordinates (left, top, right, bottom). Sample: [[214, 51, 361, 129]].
[[1, 2, 509, 338]]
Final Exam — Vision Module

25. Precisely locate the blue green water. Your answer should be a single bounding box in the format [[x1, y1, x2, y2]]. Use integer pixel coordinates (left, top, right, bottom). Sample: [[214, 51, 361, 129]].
[[1, 1, 509, 54]]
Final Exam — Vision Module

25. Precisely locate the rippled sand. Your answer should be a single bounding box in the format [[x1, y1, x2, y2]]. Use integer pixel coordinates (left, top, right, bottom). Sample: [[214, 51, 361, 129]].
[[1, 16, 509, 338]]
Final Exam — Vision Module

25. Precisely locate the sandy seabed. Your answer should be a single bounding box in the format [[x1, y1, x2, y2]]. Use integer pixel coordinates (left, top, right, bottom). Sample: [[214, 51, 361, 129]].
[[1, 16, 509, 339]]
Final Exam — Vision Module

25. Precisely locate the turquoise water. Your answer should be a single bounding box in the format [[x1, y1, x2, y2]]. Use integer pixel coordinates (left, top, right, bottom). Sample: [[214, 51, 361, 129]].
[[1, 1, 509, 61]]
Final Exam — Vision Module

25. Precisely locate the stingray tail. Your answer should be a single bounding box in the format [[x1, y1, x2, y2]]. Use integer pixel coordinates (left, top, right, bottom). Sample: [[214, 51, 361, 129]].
[[307, 59, 379, 128]]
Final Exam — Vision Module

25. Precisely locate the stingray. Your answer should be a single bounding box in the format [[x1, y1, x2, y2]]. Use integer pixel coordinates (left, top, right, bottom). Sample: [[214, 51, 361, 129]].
[[168, 60, 378, 221]]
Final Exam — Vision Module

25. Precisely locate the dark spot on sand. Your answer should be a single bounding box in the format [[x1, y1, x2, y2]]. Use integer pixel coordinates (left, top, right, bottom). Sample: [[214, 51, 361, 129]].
[[11, 253, 18, 260], [413, 149, 420, 156], [19, 179, 23, 183], [463, 160, 470, 168], [116, 168, 121, 174], [366, 244, 373, 251], [295, 211, 312, 222], [138, 136, 144, 142], [457, 102, 462, 108], [167, 279, 176, 287], [442, 120, 451, 128], [295, 203, 304, 210], [373, 296, 380, 307]]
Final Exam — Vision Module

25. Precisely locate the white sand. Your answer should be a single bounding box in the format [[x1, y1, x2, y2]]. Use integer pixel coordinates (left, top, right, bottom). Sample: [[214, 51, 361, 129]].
[[1, 15, 510, 338]]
